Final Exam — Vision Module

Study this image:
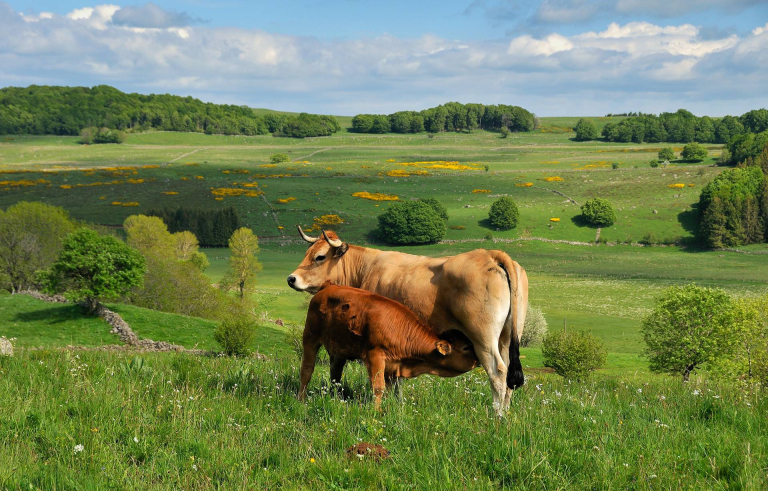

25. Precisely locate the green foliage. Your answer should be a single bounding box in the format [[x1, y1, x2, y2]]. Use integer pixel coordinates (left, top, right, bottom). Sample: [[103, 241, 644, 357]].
[[220, 227, 262, 299], [274, 113, 340, 138], [488, 197, 519, 230], [641, 285, 737, 380], [214, 317, 257, 356], [270, 153, 289, 164], [520, 305, 548, 347], [727, 131, 768, 165], [419, 197, 449, 221], [649, 159, 659, 168], [611, 162, 619, 170], [581, 198, 616, 227], [0, 202, 76, 293], [42, 228, 145, 312], [499, 127, 510, 138], [681, 142, 708, 162], [698, 166, 766, 248], [711, 294, 768, 380], [146, 207, 240, 247], [573, 118, 598, 141], [717, 147, 732, 166], [541, 330, 607, 380], [658, 147, 676, 162], [79, 127, 125, 144], [352, 102, 535, 134], [377, 201, 447, 245]]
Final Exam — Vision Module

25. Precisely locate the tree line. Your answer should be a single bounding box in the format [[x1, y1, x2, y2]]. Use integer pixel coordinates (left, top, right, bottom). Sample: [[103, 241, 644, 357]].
[[145, 206, 241, 247], [0, 85, 340, 138], [351, 102, 536, 134]]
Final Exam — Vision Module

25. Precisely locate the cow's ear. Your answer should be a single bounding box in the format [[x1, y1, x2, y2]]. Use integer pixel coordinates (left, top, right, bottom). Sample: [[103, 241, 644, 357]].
[[436, 341, 452, 356], [333, 242, 349, 258]]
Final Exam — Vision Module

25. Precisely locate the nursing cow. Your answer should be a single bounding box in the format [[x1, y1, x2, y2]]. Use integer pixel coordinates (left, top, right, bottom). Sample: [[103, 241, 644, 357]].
[[298, 281, 478, 408], [288, 227, 528, 414]]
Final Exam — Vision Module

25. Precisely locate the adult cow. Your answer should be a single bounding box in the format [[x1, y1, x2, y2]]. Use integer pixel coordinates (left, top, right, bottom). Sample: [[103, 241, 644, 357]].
[[288, 227, 528, 414]]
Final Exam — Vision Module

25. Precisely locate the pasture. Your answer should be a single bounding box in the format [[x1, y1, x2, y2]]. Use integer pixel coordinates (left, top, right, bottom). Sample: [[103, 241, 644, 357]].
[[1, 118, 768, 488]]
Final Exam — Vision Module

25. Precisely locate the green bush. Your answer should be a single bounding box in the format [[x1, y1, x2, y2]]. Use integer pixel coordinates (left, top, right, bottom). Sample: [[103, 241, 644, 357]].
[[270, 153, 289, 164], [573, 118, 598, 141], [581, 197, 616, 226], [419, 198, 449, 221], [488, 197, 519, 230], [681, 142, 708, 162], [377, 201, 447, 245], [214, 318, 257, 356], [658, 147, 675, 162], [649, 160, 659, 168], [541, 330, 607, 380], [79, 126, 125, 144], [520, 306, 548, 347]]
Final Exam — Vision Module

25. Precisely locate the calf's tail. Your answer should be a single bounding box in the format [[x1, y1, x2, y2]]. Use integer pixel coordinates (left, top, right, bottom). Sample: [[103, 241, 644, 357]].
[[492, 251, 528, 390]]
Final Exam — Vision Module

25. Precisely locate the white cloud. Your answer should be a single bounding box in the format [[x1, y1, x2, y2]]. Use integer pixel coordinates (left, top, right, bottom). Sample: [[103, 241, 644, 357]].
[[111, 3, 201, 28], [508, 34, 573, 56]]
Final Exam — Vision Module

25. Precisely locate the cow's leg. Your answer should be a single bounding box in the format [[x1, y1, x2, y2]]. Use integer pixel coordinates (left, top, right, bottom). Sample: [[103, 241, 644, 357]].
[[498, 327, 514, 410], [366, 350, 387, 410], [298, 339, 321, 401], [329, 355, 347, 396], [472, 338, 508, 416]]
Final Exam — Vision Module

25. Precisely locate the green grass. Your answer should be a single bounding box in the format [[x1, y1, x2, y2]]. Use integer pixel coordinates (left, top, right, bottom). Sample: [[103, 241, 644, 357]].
[[1, 350, 765, 489]]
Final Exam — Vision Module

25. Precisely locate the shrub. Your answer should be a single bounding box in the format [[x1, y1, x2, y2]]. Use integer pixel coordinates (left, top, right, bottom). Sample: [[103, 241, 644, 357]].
[[214, 318, 257, 356], [499, 127, 510, 138], [717, 147, 732, 166], [581, 197, 616, 226], [80, 126, 124, 144], [484, 232, 493, 241], [642, 231, 658, 245], [541, 330, 607, 380], [611, 162, 619, 170], [649, 160, 659, 168], [520, 306, 548, 347], [573, 118, 598, 141], [377, 201, 447, 245], [641, 285, 738, 381], [270, 153, 289, 164], [681, 142, 708, 162], [488, 197, 519, 230], [658, 147, 675, 162], [285, 323, 304, 358], [419, 198, 449, 221]]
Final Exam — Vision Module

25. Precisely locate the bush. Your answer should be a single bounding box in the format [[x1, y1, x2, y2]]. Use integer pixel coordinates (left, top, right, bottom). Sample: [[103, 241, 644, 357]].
[[520, 306, 548, 347], [79, 126, 124, 144], [658, 147, 675, 162], [270, 153, 289, 164], [488, 197, 519, 230], [573, 118, 597, 141], [649, 160, 659, 168], [499, 127, 510, 138], [214, 318, 257, 356], [681, 142, 708, 162], [377, 201, 447, 245], [641, 285, 738, 381], [611, 162, 619, 170], [419, 198, 449, 221], [541, 330, 607, 380], [581, 197, 616, 226]]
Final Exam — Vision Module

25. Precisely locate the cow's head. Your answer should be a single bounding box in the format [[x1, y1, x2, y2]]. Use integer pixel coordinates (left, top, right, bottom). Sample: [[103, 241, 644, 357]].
[[287, 226, 349, 293]]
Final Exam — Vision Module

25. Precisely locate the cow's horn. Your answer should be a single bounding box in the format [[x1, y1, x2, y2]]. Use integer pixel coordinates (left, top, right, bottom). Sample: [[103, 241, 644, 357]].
[[322, 230, 343, 248], [297, 225, 319, 243]]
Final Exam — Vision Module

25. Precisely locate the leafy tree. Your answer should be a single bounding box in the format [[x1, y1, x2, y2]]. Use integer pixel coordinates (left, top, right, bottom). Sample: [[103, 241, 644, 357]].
[[42, 228, 145, 313], [521, 306, 548, 347], [542, 330, 606, 380], [581, 198, 616, 227], [377, 201, 447, 245], [717, 147, 732, 166], [573, 118, 597, 141], [270, 153, 289, 163], [0, 202, 76, 293], [681, 142, 708, 162], [641, 285, 737, 381], [221, 228, 262, 299], [124, 215, 175, 256], [658, 147, 676, 162], [419, 198, 449, 221], [711, 295, 768, 379], [488, 197, 519, 230]]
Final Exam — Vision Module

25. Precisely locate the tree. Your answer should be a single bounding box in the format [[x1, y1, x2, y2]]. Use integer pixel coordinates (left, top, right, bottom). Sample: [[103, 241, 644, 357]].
[[270, 153, 289, 163], [712, 294, 768, 379], [658, 147, 676, 162], [641, 285, 738, 381], [124, 215, 175, 256], [488, 197, 519, 230], [42, 228, 145, 313], [541, 330, 606, 380], [377, 201, 447, 245], [419, 198, 449, 221], [573, 118, 598, 141], [0, 202, 77, 293], [681, 142, 708, 162], [581, 197, 616, 226], [521, 306, 548, 347], [221, 227, 262, 299]]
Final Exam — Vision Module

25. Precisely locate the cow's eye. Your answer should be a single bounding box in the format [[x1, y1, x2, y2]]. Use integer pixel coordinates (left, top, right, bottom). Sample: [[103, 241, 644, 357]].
[[462, 344, 473, 352], [315, 255, 326, 262]]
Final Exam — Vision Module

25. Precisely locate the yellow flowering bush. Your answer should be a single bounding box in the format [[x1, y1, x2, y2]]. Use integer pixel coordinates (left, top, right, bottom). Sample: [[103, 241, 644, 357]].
[[515, 182, 533, 187], [544, 176, 564, 182], [550, 218, 560, 222], [472, 189, 492, 193], [352, 191, 399, 201], [668, 183, 685, 189], [1, 179, 46, 188], [111, 201, 140, 207], [307, 214, 344, 232], [141, 165, 159, 169], [59, 184, 72, 189], [195, 176, 204, 180], [211, 188, 263, 198], [539, 161, 560, 164], [127, 178, 145, 184], [276, 197, 296, 204], [162, 191, 179, 195]]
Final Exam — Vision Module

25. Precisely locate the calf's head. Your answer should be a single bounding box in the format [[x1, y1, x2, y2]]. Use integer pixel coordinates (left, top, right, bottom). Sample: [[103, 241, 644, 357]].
[[405, 331, 478, 378], [287, 226, 349, 293]]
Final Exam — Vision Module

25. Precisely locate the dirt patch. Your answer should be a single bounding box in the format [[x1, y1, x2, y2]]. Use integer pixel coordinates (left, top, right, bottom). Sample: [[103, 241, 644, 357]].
[[346, 443, 390, 462]]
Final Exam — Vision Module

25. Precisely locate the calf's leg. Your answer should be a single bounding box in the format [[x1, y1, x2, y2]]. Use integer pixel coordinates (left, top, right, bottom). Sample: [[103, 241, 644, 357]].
[[366, 350, 387, 410]]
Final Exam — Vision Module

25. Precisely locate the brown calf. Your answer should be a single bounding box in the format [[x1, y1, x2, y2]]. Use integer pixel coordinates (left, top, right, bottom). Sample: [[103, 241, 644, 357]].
[[298, 282, 478, 408]]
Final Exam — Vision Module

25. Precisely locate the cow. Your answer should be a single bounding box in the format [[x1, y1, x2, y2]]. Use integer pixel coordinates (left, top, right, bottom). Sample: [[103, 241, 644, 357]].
[[288, 227, 529, 415], [298, 281, 479, 408]]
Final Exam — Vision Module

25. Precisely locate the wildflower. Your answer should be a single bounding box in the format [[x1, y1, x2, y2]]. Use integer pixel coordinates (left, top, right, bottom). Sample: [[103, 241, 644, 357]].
[[637, 388, 642, 393], [310, 458, 315, 463], [692, 389, 701, 396], [91, 428, 98, 433], [133, 437, 139, 443], [73, 444, 84, 454]]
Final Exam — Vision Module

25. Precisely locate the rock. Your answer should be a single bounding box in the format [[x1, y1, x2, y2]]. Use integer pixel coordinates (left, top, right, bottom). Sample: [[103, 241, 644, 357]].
[[652, 210, 658, 214], [0, 337, 13, 357]]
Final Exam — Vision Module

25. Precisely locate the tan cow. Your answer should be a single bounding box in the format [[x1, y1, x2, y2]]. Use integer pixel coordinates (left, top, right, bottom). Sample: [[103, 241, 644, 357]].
[[288, 228, 528, 414]]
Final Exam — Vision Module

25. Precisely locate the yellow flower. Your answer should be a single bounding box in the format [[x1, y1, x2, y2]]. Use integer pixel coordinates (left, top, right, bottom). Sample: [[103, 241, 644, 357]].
[[310, 458, 315, 463]]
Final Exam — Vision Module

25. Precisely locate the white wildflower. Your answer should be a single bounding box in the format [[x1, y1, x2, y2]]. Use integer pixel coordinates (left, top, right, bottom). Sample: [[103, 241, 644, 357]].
[[73, 444, 84, 454]]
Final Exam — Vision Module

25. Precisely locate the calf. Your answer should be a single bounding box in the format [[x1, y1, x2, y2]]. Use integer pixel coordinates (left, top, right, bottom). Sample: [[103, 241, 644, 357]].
[[298, 282, 478, 408]]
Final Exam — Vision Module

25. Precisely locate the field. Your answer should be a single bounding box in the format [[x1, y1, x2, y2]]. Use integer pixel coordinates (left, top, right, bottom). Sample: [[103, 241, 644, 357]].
[[1, 119, 768, 488]]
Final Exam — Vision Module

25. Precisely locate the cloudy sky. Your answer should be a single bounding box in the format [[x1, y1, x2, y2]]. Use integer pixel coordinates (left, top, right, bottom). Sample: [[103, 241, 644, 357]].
[[2, 1, 767, 116]]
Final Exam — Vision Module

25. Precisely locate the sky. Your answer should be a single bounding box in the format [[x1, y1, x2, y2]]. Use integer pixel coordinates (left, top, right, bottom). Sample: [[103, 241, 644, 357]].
[[2, 0, 768, 116]]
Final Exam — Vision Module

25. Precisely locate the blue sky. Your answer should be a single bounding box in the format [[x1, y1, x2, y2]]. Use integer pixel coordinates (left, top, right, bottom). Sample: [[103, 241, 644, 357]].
[[2, 1, 768, 115]]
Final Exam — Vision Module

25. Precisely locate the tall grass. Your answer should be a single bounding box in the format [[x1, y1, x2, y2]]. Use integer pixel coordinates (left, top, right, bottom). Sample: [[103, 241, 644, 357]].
[[1, 350, 765, 489]]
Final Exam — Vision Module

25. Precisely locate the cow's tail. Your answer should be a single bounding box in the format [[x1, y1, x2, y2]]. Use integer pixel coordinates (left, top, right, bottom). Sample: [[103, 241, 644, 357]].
[[491, 251, 528, 390]]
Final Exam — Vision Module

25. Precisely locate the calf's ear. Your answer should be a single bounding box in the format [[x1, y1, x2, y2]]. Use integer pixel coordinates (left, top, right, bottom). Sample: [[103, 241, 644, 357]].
[[435, 340, 452, 356]]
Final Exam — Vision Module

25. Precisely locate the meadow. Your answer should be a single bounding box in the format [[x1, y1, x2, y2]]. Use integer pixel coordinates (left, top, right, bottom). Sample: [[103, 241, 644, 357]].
[[1, 118, 767, 488]]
